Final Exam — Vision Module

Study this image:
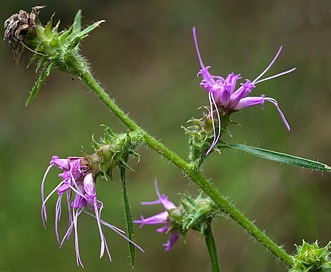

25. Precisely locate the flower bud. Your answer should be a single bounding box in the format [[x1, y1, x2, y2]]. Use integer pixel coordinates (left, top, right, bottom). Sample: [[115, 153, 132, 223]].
[[290, 240, 331, 271], [86, 127, 142, 179], [184, 111, 232, 167], [177, 193, 222, 234]]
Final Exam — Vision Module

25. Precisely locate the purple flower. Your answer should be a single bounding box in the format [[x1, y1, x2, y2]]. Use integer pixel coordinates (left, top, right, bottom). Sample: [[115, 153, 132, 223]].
[[133, 179, 180, 251], [193, 27, 296, 155], [41, 156, 143, 267]]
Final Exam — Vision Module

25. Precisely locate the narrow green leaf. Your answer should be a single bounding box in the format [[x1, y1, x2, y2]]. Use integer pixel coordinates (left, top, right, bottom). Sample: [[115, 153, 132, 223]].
[[204, 222, 221, 272], [25, 65, 50, 106], [59, 26, 73, 43], [44, 14, 54, 39], [73, 10, 82, 33], [78, 20, 105, 38], [220, 143, 331, 172], [67, 20, 105, 50], [120, 164, 136, 268]]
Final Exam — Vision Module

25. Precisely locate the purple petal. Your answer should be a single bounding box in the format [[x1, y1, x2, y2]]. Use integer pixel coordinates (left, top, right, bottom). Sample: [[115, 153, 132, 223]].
[[68, 159, 86, 180], [163, 231, 180, 251], [50, 156, 69, 170], [133, 211, 169, 227], [153, 179, 176, 210], [72, 182, 87, 209], [233, 96, 264, 110], [156, 225, 169, 233], [227, 80, 255, 109], [138, 180, 176, 210], [140, 199, 163, 206], [224, 73, 241, 95], [234, 96, 291, 130], [83, 173, 97, 206], [57, 181, 71, 195]]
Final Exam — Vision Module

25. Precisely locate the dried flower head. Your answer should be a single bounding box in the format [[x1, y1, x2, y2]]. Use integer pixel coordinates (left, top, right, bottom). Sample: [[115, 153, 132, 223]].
[[3, 6, 45, 63]]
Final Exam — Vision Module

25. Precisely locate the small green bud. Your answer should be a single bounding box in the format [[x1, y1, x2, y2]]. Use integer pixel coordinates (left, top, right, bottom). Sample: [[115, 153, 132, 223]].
[[183, 108, 234, 167], [184, 115, 214, 161], [290, 240, 331, 272], [86, 126, 142, 180], [168, 193, 222, 236]]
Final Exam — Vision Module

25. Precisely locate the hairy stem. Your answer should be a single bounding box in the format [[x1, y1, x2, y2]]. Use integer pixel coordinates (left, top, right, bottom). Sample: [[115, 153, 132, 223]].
[[79, 68, 294, 268]]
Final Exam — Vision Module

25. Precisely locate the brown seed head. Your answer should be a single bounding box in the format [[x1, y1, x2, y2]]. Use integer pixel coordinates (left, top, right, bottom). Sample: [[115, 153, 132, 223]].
[[4, 6, 45, 63]]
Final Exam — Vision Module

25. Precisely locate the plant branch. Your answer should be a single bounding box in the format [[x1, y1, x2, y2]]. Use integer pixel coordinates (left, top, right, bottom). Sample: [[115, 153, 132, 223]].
[[79, 66, 294, 268]]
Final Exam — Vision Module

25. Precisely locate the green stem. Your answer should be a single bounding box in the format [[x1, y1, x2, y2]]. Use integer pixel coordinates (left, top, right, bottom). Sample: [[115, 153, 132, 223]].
[[205, 222, 221, 272], [79, 68, 294, 268], [189, 170, 293, 267]]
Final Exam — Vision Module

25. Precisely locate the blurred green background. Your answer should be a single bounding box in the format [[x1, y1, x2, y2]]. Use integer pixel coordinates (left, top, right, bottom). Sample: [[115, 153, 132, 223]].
[[0, 0, 330, 271]]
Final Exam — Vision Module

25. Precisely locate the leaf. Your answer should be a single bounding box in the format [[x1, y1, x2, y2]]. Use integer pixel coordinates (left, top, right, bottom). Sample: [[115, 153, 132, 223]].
[[44, 14, 54, 39], [67, 20, 105, 50], [25, 64, 51, 106], [120, 164, 136, 268], [78, 20, 105, 38], [220, 143, 331, 172], [72, 10, 82, 33]]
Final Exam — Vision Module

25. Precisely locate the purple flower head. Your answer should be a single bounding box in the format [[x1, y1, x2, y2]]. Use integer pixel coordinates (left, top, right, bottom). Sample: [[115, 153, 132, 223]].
[[133, 179, 180, 251], [41, 156, 143, 267], [193, 27, 296, 155]]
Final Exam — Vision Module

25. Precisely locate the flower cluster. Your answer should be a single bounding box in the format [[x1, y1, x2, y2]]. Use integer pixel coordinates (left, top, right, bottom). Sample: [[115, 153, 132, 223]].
[[193, 27, 296, 155], [133, 179, 181, 251], [41, 156, 142, 267]]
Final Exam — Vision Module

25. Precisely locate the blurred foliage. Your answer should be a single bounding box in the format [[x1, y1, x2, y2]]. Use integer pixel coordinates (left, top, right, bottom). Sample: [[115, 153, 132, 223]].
[[0, 0, 330, 271]]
